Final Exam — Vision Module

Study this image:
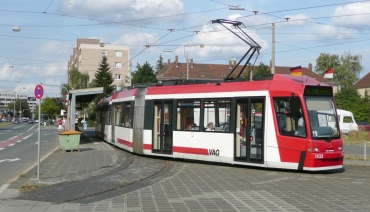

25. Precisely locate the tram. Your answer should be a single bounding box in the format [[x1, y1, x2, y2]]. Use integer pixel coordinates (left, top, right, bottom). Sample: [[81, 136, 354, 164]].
[[95, 19, 343, 171], [95, 74, 344, 171]]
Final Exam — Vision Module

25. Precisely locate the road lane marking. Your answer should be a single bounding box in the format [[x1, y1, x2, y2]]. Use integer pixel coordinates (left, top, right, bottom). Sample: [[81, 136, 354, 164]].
[[0, 158, 20, 163], [0, 184, 9, 194], [8, 144, 15, 146], [23, 134, 33, 140]]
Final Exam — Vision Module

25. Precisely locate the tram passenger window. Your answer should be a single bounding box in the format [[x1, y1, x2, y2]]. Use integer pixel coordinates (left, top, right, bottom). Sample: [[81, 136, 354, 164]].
[[113, 103, 122, 126], [176, 99, 200, 131], [204, 99, 231, 132], [120, 102, 133, 128]]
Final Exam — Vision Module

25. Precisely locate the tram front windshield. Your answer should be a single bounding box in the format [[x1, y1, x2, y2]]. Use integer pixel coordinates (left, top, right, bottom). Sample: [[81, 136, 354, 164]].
[[305, 96, 340, 139]]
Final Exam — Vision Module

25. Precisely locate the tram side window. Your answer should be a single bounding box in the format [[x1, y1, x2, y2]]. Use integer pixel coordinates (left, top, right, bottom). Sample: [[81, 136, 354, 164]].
[[104, 109, 110, 125], [96, 111, 101, 123], [176, 99, 200, 131], [120, 102, 133, 128], [204, 99, 231, 132], [274, 97, 306, 137], [113, 103, 122, 126]]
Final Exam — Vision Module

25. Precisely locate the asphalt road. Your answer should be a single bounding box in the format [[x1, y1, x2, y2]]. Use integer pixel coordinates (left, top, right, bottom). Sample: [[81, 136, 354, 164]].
[[0, 122, 59, 188]]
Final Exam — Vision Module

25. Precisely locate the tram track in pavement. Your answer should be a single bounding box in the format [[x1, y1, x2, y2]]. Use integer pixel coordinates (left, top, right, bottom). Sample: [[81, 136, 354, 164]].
[[15, 146, 182, 204]]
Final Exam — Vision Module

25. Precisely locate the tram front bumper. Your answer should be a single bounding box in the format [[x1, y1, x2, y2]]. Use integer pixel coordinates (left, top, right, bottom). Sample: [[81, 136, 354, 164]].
[[304, 151, 344, 168]]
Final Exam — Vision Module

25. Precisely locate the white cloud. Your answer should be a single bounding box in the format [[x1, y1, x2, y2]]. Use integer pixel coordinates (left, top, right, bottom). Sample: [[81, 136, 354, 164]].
[[39, 41, 72, 56], [175, 21, 268, 61], [59, 0, 184, 23], [114, 32, 162, 60], [0, 64, 22, 84], [43, 62, 68, 77], [313, 24, 357, 40], [59, 0, 131, 19], [278, 13, 310, 27], [131, 0, 184, 20], [332, 2, 370, 27], [114, 32, 158, 46]]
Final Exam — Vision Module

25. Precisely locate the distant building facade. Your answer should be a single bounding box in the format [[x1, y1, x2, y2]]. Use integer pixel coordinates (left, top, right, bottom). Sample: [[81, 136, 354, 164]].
[[0, 90, 36, 119], [68, 38, 130, 91], [353, 72, 370, 97]]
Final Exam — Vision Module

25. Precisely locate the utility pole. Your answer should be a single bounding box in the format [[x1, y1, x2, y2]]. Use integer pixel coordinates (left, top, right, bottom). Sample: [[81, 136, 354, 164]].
[[271, 23, 275, 74]]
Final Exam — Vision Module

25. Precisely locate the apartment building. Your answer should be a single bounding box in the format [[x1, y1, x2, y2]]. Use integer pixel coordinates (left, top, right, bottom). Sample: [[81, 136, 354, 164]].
[[68, 38, 130, 91]]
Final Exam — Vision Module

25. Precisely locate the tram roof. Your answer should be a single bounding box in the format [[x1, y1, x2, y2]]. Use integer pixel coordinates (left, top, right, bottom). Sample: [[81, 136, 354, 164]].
[[99, 74, 331, 104]]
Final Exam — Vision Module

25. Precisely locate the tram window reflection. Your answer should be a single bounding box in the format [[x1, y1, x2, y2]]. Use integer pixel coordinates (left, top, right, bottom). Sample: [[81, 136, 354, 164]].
[[204, 98, 231, 132], [120, 102, 133, 128], [176, 99, 200, 131]]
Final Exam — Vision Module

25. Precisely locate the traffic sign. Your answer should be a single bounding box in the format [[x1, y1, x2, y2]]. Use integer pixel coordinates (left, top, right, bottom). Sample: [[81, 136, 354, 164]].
[[28, 97, 36, 101], [34, 84, 44, 99]]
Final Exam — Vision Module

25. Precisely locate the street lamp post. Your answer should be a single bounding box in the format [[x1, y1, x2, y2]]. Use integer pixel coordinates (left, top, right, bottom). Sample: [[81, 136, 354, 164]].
[[19, 95, 21, 122], [13, 92, 16, 121], [185, 50, 189, 80]]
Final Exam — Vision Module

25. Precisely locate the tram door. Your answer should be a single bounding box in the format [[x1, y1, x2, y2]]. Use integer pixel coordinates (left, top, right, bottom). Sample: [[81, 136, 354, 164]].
[[111, 104, 121, 144], [153, 101, 173, 154], [101, 108, 109, 141], [235, 98, 264, 163]]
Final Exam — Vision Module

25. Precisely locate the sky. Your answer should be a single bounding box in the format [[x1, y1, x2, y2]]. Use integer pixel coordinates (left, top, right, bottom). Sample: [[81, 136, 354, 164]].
[[1, 0, 370, 98]]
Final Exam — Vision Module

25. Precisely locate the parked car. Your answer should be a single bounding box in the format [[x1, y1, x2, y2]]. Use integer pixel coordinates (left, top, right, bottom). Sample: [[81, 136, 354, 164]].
[[357, 121, 370, 131], [13, 119, 20, 124], [28, 119, 34, 124]]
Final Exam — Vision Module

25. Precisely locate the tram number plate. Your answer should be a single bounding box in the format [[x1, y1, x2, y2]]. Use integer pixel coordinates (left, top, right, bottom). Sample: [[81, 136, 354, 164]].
[[315, 154, 324, 159]]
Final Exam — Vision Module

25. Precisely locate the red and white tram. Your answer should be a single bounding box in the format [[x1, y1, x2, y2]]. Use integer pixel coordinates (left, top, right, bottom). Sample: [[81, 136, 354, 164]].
[[96, 74, 344, 171]]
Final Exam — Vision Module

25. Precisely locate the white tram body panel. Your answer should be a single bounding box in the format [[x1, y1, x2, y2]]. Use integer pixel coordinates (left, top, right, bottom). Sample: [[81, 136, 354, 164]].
[[104, 125, 112, 143], [142, 129, 153, 155], [114, 127, 134, 152], [110, 91, 137, 151]]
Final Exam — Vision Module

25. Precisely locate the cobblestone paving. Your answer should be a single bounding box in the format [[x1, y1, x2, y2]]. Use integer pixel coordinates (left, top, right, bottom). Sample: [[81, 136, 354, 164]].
[[1, 129, 370, 211]]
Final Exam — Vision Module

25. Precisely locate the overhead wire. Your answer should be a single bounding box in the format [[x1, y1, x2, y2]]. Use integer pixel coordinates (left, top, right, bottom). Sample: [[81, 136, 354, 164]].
[[3, 1, 370, 69]]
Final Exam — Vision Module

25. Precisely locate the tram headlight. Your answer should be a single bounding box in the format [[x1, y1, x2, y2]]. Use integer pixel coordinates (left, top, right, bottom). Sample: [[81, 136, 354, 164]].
[[307, 147, 320, 152]]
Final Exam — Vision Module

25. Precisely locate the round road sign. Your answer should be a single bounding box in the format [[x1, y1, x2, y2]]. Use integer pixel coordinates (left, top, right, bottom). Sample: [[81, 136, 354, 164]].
[[34, 84, 44, 99]]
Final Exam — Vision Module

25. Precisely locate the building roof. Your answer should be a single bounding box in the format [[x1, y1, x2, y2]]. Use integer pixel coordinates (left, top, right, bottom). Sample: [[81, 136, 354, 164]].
[[353, 72, 370, 89], [157, 56, 331, 83]]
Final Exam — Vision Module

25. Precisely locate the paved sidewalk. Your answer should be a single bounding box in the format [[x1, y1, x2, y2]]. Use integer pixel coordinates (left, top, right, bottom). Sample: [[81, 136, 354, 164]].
[[0, 129, 369, 211], [0, 129, 120, 200]]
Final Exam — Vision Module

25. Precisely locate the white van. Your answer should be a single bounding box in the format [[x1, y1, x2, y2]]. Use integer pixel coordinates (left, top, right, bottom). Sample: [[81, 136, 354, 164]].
[[337, 109, 359, 134]]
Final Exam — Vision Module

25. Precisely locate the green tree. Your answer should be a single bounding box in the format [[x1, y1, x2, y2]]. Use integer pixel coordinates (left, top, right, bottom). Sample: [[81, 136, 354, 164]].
[[241, 62, 270, 80], [68, 67, 90, 89], [253, 62, 271, 77], [8, 99, 30, 118], [40, 97, 60, 119], [335, 88, 370, 122], [315, 52, 363, 89], [131, 62, 158, 84], [155, 55, 164, 74], [91, 56, 116, 101]]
